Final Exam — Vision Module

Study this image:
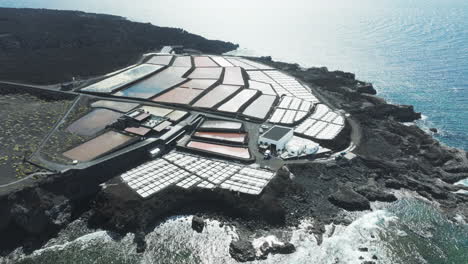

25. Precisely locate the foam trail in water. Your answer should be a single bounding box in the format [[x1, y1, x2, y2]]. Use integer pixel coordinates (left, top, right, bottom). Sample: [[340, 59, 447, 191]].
[[274, 210, 397, 264]]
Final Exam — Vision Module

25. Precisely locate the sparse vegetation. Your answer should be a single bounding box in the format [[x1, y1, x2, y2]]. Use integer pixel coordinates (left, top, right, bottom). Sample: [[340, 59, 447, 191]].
[[0, 92, 72, 183]]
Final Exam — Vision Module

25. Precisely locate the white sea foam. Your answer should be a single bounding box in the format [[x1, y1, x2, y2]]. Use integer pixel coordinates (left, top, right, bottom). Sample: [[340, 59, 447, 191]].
[[454, 214, 466, 225], [454, 178, 468, 187], [453, 179, 468, 195], [257, 209, 398, 264], [251, 235, 284, 257], [29, 231, 114, 257]]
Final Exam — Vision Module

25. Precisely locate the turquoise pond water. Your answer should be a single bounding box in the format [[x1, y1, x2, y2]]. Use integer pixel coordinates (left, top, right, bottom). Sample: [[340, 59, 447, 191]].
[[1, 1, 467, 263]]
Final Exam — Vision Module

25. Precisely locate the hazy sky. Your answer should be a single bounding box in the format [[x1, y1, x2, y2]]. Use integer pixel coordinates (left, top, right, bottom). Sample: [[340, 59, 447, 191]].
[[2, 0, 361, 40], [2, 0, 468, 70], [3, 0, 467, 43]]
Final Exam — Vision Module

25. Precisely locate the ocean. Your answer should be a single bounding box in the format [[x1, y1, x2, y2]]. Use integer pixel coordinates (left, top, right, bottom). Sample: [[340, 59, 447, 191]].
[[2, 195, 467, 264], [1, 0, 467, 263]]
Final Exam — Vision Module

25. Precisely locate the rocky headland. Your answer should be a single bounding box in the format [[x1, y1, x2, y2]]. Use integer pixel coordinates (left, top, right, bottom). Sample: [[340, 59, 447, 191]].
[[0, 7, 467, 262], [0, 8, 238, 84]]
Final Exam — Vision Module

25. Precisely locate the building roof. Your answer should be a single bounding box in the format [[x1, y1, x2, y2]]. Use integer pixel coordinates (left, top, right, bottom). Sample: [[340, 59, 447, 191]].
[[260, 126, 293, 141]]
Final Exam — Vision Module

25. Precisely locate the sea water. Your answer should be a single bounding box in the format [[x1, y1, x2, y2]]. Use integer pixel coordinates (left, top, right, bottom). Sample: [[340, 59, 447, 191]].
[[1, 0, 467, 263], [2, 197, 467, 264]]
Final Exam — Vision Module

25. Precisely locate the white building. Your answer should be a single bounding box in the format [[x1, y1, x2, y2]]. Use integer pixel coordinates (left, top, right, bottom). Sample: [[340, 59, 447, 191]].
[[285, 136, 319, 157], [258, 126, 294, 151]]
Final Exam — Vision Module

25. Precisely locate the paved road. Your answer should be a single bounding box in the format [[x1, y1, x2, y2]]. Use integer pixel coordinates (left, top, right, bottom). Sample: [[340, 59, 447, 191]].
[[0, 80, 62, 90], [0, 171, 55, 188]]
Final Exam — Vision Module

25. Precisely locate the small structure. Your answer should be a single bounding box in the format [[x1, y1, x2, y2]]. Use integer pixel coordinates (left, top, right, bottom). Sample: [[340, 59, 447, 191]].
[[149, 147, 161, 158], [258, 126, 294, 151], [284, 136, 319, 157]]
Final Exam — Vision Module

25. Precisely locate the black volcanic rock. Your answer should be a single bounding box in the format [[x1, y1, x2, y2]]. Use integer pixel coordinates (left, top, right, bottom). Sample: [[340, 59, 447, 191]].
[[134, 231, 147, 253], [355, 185, 397, 202], [229, 240, 256, 262], [7, 188, 70, 234], [270, 242, 296, 255], [301, 67, 357, 89], [363, 104, 422, 122], [0, 200, 10, 231], [257, 241, 296, 260], [356, 82, 377, 95], [277, 166, 291, 180], [191, 216, 205, 233], [10, 204, 49, 234], [328, 186, 371, 211]]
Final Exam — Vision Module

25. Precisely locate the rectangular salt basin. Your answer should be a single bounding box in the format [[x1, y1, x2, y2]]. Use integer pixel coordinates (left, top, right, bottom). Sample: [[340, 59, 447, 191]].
[[180, 79, 218, 90], [166, 110, 188, 122], [279, 97, 293, 108], [153, 87, 203, 105], [242, 95, 277, 120], [310, 104, 330, 119], [237, 58, 274, 70], [248, 71, 274, 83], [248, 80, 276, 95], [210, 56, 234, 67], [134, 112, 151, 122], [217, 89, 258, 113], [113, 67, 190, 98], [186, 141, 251, 159], [172, 56, 192, 67], [67, 109, 122, 136], [223, 67, 245, 86], [153, 121, 172, 132], [194, 56, 219, 67], [192, 85, 242, 108], [146, 55, 173, 65], [225, 58, 256, 70], [83, 64, 163, 93], [269, 109, 286, 123], [63, 131, 134, 161], [125, 126, 151, 136], [199, 120, 243, 131], [188, 68, 223, 79], [193, 132, 247, 144]]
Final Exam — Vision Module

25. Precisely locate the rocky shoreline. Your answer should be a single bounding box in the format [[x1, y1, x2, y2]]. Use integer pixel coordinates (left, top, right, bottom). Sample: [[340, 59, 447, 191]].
[[1, 8, 468, 263]]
